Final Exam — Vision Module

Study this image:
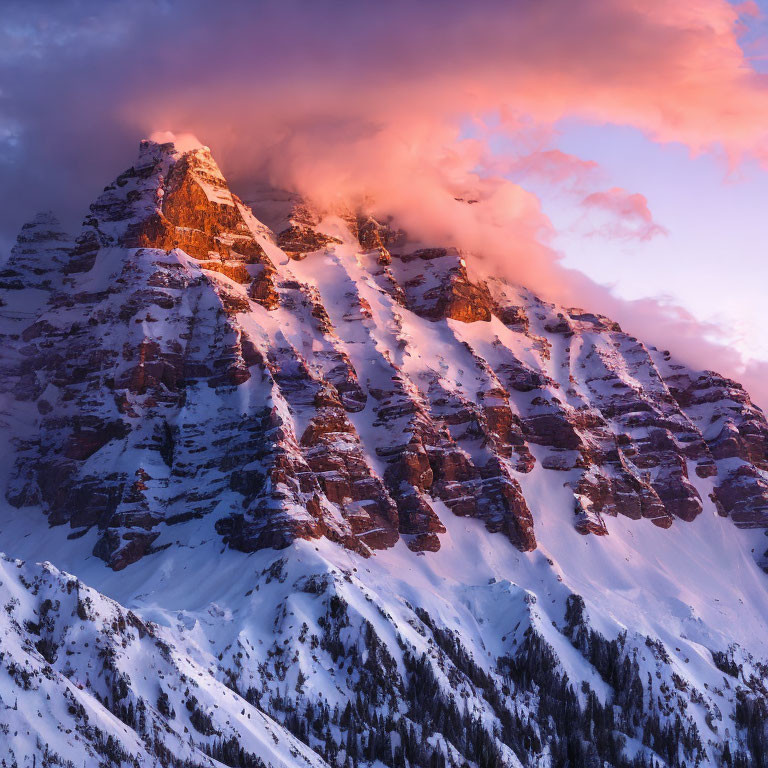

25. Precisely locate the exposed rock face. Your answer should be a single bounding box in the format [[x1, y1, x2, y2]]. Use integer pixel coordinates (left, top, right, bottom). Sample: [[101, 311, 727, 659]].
[[391, 247, 494, 322], [0, 212, 73, 353], [73, 139, 280, 309], [0, 211, 71, 289], [0, 212, 75, 421], [661, 367, 768, 528], [2, 136, 767, 570], [277, 225, 342, 258]]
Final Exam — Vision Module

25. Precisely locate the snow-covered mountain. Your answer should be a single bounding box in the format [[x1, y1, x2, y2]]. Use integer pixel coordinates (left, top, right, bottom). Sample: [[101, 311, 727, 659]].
[[1, 136, 767, 768]]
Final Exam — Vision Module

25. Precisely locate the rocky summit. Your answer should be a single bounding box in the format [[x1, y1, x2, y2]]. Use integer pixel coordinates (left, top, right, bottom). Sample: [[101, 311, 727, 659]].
[[2, 137, 768, 768]]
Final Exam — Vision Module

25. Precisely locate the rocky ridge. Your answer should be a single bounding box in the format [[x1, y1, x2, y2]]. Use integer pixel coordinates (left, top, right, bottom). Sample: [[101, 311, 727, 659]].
[[1, 137, 766, 571]]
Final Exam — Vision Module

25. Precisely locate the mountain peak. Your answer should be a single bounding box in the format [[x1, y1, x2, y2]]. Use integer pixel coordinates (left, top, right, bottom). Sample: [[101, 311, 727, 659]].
[[0, 210, 72, 301], [5, 210, 71, 268], [146, 130, 209, 155]]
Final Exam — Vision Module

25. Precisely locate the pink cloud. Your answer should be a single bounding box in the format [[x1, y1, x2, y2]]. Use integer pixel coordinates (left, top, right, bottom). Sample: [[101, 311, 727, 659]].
[[7, 0, 768, 243], [505, 150, 599, 189], [2, 0, 766, 407], [580, 187, 668, 241]]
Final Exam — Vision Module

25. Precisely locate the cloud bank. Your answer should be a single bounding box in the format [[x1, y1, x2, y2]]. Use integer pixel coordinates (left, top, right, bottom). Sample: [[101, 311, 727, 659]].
[[1, 0, 767, 405]]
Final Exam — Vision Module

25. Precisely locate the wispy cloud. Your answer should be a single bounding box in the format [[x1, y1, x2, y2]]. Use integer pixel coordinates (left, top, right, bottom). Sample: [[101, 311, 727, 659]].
[[580, 187, 668, 241]]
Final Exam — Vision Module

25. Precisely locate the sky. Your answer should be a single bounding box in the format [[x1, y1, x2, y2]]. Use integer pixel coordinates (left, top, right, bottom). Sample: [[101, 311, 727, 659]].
[[527, 122, 768, 362], [0, 0, 766, 406]]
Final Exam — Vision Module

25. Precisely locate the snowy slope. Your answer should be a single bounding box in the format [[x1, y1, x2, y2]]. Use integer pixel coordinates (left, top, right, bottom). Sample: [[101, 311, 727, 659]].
[[3, 488, 768, 767], [0, 553, 327, 768]]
